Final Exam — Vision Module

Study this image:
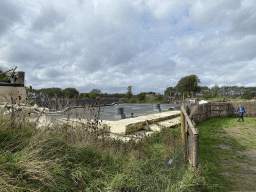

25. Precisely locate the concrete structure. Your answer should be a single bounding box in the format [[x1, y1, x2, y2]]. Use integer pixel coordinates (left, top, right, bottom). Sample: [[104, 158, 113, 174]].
[[153, 103, 161, 112], [105, 110, 181, 134], [0, 86, 26, 104], [114, 107, 126, 119], [0, 70, 26, 104]]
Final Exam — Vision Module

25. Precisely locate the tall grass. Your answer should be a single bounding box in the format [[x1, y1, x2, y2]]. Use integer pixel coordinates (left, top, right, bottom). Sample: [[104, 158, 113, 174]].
[[0, 91, 206, 191]]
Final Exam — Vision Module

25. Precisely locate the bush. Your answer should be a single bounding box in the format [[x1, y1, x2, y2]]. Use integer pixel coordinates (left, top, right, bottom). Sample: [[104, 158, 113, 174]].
[[156, 94, 163, 101], [130, 98, 137, 103], [203, 91, 212, 99], [137, 92, 146, 102], [89, 92, 97, 99], [123, 98, 129, 103], [241, 92, 252, 100]]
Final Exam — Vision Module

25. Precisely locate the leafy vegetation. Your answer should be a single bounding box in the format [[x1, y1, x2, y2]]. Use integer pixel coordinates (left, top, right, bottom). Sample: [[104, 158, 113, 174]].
[[0, 69, 9, 82], [137, 92, 146, 102], [241, 92, 252, 100], [0, 101, 207, 191], [125, 85, 133, 99], [202, 91, 212, 99], [175, 74, 201, 97]]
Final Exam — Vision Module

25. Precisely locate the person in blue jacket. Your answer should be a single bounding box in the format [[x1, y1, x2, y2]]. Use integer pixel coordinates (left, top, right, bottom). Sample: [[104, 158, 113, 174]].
[[236, 104, 246, 122]]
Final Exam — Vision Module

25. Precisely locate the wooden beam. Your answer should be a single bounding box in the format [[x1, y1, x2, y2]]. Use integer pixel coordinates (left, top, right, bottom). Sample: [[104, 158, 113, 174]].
[[181, 106, 199, 135]]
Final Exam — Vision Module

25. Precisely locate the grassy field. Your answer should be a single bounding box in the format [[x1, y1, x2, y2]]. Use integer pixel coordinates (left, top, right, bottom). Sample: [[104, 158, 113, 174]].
[[197, 116, 256, 191], [0, 103, 208, 191]]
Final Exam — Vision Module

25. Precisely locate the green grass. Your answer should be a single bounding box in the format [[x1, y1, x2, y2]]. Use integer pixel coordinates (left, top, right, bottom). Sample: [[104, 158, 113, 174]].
[[198, 96, 252, 101], [0, 109, 207, 191], [197, 117, 256, 191]]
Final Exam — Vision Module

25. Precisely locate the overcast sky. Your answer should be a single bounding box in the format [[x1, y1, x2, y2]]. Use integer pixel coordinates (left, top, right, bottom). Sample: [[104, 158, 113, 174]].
[[0, 0, 255, 95]]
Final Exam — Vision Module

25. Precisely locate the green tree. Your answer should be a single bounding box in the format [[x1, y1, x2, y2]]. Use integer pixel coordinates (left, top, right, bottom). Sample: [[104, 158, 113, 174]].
[[203, 91, 212, 99], [156, 93, 163, 101], [175, 75, 201, 96], [78, 93, 89, 99], [241, 92, 252, 100], [137, 92, 146, 102], [125, 86, 133, 99], [89, 92, 97, 99], [62, 88, 79, 99], [164, 87, 175, 97], [90, 89, 101, 96], [211, 84, 219, 98]]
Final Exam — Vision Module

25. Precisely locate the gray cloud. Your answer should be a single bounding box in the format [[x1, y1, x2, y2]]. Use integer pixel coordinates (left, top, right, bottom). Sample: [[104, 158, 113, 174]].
[[0, 1, 21, 36], [31, 7, 66, 32], [0, 0, 255, 95]]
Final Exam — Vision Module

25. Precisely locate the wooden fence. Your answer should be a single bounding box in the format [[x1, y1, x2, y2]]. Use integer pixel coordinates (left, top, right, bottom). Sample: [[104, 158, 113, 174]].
[[180, 104, 199, 169]]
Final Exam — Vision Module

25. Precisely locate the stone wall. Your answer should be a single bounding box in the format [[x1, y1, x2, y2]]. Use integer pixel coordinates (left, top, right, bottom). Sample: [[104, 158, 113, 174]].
[[185, 100, 256, 124]]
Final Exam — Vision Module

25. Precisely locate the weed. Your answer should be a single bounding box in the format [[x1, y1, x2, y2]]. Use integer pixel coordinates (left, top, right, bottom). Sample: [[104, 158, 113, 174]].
[[0, 91, 206, 191]]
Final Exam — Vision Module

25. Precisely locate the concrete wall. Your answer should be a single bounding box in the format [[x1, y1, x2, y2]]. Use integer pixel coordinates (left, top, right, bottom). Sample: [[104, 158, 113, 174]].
[[35, 98, 119, 111], [0, 86, 27, 104]]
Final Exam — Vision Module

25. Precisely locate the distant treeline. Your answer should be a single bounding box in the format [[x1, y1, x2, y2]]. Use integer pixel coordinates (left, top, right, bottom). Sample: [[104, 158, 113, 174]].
[[25, 74, 256, 102], [165, 85, 256, 100], [26, 87, 132, 100]]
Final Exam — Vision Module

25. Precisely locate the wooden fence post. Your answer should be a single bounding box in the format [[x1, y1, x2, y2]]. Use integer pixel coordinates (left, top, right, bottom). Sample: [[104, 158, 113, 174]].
[[181, 104, 187, 162], [181, 104, 186, 146], [192, 134, 199, 169]]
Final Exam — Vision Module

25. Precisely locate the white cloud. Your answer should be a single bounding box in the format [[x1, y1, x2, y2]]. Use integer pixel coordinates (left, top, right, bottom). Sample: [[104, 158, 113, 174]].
[[0, 0, 255, 94]]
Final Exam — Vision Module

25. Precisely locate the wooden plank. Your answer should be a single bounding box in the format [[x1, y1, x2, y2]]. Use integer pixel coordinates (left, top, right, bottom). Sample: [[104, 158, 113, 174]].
[[181, 106, 198, 135]]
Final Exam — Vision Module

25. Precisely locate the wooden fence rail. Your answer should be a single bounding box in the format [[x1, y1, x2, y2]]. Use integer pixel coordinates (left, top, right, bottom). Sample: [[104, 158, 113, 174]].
[[180, 104, 199, 169]]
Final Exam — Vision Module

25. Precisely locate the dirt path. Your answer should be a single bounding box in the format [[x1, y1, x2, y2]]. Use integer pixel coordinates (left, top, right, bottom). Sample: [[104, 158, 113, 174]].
[[216, 122, 256, 191]]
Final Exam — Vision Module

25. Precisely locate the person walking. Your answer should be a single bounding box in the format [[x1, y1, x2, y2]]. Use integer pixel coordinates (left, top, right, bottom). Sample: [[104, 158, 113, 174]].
[[236, 104, 246, 122]]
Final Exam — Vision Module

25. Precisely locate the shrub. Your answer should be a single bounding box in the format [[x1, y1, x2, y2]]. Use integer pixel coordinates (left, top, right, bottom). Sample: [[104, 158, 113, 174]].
[[203, 91, 212, 99], [241, 92, 252, 100], [137, 92, 146, 102], [130, 98, 137, 103]]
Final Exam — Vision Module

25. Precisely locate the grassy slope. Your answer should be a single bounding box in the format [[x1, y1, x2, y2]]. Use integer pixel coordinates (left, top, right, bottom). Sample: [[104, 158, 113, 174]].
[[197, 117, 256, 191], [0, 107, 207, 191]]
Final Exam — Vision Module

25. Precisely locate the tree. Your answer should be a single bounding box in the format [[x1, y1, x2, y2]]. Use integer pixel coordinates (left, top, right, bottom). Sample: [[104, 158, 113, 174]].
[[156, 93, 163, 101], [164, 87, 175, 97], [137, 92, 146, 102], [175, 75, 201, 96], [125, 86, 133, 99], [210, 84, 220, 98], [241, 92, 252, 100], [89, 92, 97, 99], [62, 88, 79, 99], [78, 93, 89, 99], [90, 89, 101, 96], [203, 91, 212, 99]]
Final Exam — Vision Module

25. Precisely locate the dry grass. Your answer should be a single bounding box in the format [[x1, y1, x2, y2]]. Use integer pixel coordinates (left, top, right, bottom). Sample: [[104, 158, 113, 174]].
[[0, 90, 206, 191]]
